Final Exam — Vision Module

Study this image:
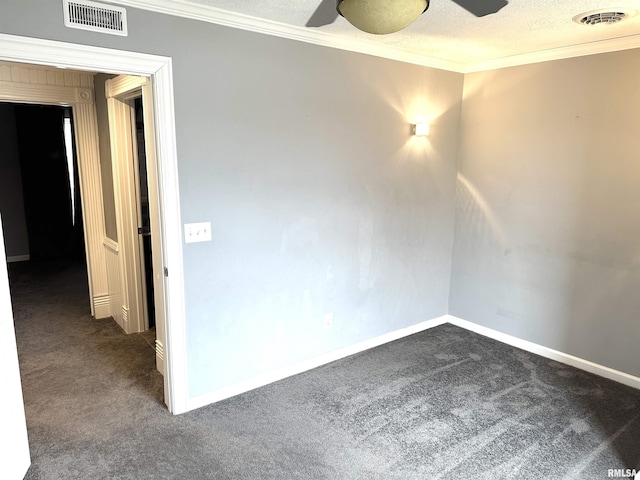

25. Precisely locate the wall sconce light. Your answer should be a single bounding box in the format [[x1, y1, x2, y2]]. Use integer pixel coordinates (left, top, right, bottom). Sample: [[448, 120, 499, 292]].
[[413, 122, 430, 137]]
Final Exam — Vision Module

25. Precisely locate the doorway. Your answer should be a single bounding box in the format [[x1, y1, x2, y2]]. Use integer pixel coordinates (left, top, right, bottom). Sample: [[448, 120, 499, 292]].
[[0, 62, 166, 406], [104, 74, 165, 377], [7, 103, 85, 265], [133, 97, 156, 331], [0, 34, 188, 415], [2, 100, 90, 323]]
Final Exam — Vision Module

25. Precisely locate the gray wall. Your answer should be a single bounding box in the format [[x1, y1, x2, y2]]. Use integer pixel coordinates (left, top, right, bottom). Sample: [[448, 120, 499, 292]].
[[93, 73, 118, 242], [0, 103, 29, 259], [0, 1, 463, 397], [451, 49, 640, 377]]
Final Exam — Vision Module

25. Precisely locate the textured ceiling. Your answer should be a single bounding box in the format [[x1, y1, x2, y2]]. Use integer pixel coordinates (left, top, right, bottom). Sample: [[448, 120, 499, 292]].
[[179, 0, 640, 67]]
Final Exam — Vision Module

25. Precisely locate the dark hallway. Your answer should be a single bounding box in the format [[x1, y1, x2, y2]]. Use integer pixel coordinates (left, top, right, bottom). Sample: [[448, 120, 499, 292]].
[[3, 103, 85, 264]]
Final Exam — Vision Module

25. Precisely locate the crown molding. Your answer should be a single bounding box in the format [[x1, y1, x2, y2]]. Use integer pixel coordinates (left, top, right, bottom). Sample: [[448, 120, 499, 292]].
[[109, 0, 640, 74], [467, 34, 640, 73], [106, 0, 468, 73]]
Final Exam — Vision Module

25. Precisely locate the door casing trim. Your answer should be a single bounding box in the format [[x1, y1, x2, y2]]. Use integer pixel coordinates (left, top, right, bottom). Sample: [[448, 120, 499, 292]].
[[0, 33, 188, 414]]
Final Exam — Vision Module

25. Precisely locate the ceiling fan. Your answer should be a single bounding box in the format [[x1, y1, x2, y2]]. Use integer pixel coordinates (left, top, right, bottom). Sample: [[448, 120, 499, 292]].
[[306, 0, 509, 35]]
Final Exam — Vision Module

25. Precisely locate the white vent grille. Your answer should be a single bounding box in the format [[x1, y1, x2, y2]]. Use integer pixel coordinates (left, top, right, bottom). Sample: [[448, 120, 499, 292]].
[[580, 11, 625, 25], [63, 0, 127, 36], [573, 9, 636, 26]]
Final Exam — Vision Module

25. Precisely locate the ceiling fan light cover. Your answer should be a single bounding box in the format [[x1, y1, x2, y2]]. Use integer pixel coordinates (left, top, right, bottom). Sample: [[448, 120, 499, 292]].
[[337, 0, 429, 34]]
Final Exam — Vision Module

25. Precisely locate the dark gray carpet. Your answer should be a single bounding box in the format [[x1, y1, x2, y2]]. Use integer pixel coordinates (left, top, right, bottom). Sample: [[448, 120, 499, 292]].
[[9, 260, 640, 479]]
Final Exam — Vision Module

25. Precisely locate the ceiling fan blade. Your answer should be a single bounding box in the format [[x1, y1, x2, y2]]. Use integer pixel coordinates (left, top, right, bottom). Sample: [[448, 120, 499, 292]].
[[306, 0, 339, 27], [450, 0, 508, 17]]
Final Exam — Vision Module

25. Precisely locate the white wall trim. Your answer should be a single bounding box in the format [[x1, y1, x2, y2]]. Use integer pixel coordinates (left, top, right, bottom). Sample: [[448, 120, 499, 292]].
[[0, 33, 188, 415], [0, 60, 107, 319], [93, 294, 111, 319], [104, 241, 122, 325], [121, 305, 129, 330], [187, 313, 640, 412], [107, 0, 468, 73], [187, 315, 449, 412], [0, 33, 169, 76], [148, 56, 188, 414], [74, 98, 108, 319], [6, 255, 29, 263], [466, 35, 640, 73], [106, 75, 146, 334], [108, 0, 640, 73], [105, 75, 147, 97], [446, 315, 640, 391], [155, 339, 165, 375]]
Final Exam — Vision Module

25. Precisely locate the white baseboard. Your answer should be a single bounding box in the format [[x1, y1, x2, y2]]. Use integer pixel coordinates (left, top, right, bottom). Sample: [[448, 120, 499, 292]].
[[186, 315, 450, 412], [93, 294, 111, 319], [186, 313, 640, 413], [446, 315, 640, 391], [6, 255, 29, 263], [121, 306, 129, 331], [155, 340, 165, 375]]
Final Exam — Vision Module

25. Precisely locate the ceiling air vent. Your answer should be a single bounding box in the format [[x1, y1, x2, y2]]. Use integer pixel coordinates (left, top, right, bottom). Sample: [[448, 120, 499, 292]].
[[573, 9, 634, 26], [63, 0, 127, 36]]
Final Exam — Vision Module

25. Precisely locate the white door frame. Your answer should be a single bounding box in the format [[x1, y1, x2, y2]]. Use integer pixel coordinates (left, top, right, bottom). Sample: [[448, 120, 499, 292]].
[[106, 75, 169, 375], [106, 75, 149, 335], [0, 33, 188, 414], [0, 60, 109, 319]]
